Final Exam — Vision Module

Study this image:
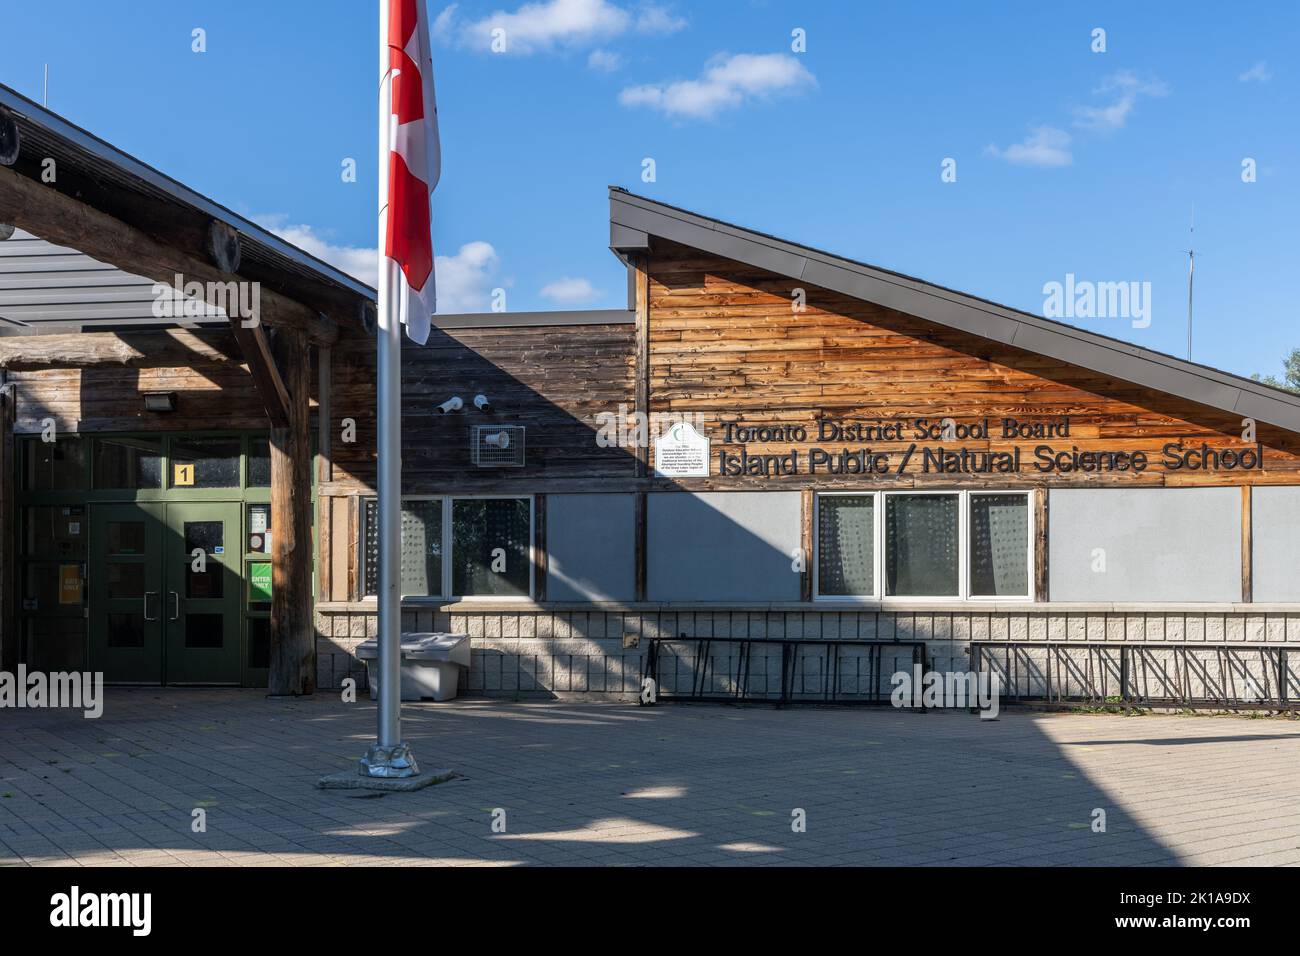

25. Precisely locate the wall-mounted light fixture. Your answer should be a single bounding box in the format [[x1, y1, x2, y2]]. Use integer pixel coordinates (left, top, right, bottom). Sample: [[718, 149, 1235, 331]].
[[142, 391, 177, 412], [437, 396, 464, 414], [473, 394, 491, 411]]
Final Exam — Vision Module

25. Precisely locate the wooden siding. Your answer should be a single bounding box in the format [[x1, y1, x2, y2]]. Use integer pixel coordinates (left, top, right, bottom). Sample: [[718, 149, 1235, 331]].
[[645, 241, 1300, 489], [7, 332, 268, 434], [326, 322, 638, 492]]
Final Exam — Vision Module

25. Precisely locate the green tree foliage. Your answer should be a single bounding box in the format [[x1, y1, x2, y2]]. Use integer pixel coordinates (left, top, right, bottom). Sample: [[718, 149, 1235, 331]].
[[1253, 348, 1300, 393]]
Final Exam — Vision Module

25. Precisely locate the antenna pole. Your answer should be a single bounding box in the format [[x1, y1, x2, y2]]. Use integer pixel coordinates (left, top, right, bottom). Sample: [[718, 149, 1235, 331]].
[[1186, 207, 1195, 361], [42, 64, 48, 107]]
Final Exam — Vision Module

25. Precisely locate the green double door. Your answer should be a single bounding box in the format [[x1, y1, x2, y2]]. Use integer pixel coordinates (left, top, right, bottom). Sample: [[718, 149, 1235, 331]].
[[89, 502, 242, 684]]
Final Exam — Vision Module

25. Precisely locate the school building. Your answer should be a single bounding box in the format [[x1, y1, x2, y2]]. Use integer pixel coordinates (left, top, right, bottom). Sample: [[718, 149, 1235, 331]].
[[4, 84, 1300, 705]]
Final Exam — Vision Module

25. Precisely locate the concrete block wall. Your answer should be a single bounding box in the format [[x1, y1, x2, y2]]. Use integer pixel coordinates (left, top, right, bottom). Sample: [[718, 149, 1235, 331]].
[[314, 606, 1300, 704]]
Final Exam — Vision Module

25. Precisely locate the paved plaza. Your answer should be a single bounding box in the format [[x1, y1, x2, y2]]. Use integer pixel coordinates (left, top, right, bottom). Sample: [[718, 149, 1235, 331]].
[[1, 690, 1298, 866]]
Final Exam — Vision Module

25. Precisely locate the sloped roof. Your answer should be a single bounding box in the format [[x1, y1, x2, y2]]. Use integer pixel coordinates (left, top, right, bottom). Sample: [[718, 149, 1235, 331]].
[[608, 187, 1300, 435], [0, 82, 375, 332]]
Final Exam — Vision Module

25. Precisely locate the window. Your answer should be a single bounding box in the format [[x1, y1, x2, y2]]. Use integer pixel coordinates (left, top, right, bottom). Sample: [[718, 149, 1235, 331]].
[[170, 437, 241, 488], [969, 493, 1030, 597], [815, 490, 1033, 601], [452, 498, 530, 598], [22, 437, 85, 491], [95, 437, 163, 489], [363, 496, 531, 600], [816, 495, 875, 597], [247, 438, 271, 488], [886, 493, 960, 597]]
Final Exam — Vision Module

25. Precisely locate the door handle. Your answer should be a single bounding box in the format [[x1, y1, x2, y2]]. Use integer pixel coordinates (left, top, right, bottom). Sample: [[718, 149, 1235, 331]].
[[143, 591, 159, 621], [169, 591, 180, 621]]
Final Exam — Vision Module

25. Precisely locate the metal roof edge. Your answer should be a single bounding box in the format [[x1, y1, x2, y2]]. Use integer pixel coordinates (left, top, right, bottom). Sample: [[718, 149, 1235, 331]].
[[433, 309, 634, 330], [609, 187, 1300, 434], [0, 83, 377, 302]]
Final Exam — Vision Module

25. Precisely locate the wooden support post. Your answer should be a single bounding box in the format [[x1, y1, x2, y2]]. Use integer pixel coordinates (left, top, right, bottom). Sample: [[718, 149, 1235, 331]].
[[268, 327, 315, 695], [800, 489, 813, 602], [346, 494, 362, 602], [633, 254, 650, 478], [229, 319, 290, 427], [634, 490, 647, 602], [1034, 487, 1049, 603], [1241, 484, 1253, 603], [314, 347, 332, 604], [534, 494, 547, 601]]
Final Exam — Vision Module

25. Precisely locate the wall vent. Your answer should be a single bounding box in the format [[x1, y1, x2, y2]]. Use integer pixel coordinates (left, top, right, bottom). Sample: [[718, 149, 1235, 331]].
[[471, 424, 525, 467]]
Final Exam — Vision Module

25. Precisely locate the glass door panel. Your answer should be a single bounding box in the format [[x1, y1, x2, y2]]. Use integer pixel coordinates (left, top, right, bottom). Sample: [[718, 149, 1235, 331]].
[[163, 502, 242, 684], [89, 503, 164, 683]]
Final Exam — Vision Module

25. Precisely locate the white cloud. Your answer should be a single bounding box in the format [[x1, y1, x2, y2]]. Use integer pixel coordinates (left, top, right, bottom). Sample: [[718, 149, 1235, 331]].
[[1073, 70, 1169, 132], [256, 215, 500, 313], [540, 276, 601, 304], [436, 0, 684, 55], [1238, 60, 1272, 84], [258, 215, 379, 287], [435, 241, 502, 312], [620, 52, 816, 120], [634, 4, 686, 35], [985, 126, 1073, 167], [587, 48, 623, 72]]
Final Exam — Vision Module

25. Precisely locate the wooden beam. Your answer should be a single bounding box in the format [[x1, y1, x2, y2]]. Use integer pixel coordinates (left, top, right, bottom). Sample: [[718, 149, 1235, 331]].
[[267, 327, 315, 695], [0, 165, 339, 345], [316, 346, 332, 485], [228, 319, 290, 427], [0, 109, 18, 166], [0, 329, 248, 371], [634, 490, 647, 601], [534, 494, 547, 601], [207, 220, 241, 273], [633, 254, 650, 477], [1242, 485, 1253, 603], [1034, 487, 1049, 602], [800, 489, 813, 601]]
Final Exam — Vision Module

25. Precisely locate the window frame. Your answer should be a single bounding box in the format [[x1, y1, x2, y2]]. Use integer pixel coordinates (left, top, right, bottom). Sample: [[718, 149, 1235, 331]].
[[813, 489, 1034, 603], [362, 494, 535, 603]]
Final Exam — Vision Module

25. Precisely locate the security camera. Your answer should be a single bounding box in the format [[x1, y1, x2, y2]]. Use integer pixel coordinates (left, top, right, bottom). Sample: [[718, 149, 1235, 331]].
[[473, 394, 491, 411], [484, 430, 510, 450], [437, 396, 464, 414]]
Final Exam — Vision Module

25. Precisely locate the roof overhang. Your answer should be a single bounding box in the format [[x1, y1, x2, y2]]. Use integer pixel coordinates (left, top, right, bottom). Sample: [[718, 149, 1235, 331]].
[[0, 83, 376, 338], [609, 187, 1300, 435]]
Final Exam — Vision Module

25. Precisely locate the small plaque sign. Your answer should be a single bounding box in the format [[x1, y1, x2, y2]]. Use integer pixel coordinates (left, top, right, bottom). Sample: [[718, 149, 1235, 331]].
[[654, 421, 710, 478]]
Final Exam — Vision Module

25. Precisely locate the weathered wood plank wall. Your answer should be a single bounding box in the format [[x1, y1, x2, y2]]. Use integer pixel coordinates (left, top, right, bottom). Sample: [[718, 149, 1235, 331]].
[[645, 241, 1300, 489]]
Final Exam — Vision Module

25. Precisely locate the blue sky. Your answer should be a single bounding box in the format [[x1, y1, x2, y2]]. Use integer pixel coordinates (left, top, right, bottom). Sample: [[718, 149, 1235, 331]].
[[3, 0, 1297, 380]]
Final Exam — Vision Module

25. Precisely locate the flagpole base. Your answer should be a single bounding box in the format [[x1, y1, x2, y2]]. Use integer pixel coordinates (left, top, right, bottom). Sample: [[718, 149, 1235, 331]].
[[359, 741, 420, 778], [317, 742, 454, 791]]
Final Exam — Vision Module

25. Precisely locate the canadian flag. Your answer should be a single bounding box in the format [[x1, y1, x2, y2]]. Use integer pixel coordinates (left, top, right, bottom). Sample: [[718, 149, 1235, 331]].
[[381, 0, 441, 344]]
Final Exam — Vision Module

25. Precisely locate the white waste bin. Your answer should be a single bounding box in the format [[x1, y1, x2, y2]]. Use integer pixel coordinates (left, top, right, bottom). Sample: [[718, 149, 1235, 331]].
[[355, 633, 471, 702]]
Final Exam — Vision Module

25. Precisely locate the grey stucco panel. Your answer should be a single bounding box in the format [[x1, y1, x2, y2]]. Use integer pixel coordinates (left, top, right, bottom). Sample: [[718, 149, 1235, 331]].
[[647, 492, 802, 601], [1049, 488, 1241, 603], [1252, 487, 1300, 602], [546, 494, 636, 601]]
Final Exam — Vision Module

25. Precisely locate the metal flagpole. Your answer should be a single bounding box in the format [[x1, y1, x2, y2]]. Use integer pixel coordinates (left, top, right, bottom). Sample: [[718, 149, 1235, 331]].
[[361, 0, 417, 778]]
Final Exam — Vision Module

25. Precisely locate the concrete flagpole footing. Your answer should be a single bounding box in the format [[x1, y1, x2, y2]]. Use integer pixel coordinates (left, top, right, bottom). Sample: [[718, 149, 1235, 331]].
[[317, 768, 455, 792], [317, 741, 455, 791]]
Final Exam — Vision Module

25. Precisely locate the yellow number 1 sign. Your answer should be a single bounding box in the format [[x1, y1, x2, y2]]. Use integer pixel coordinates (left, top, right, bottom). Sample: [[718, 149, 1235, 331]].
[[173, 463, 195, 486]]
